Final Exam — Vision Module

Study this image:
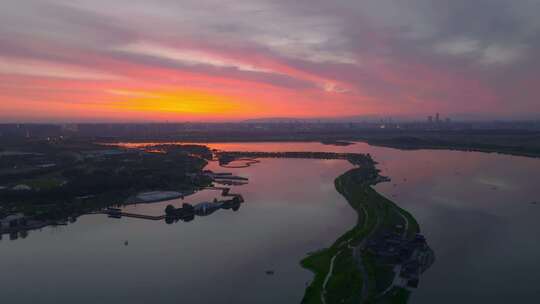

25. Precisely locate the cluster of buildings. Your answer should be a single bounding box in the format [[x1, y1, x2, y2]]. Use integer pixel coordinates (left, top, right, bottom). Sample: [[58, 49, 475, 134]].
[[366, 232, 433, 289], [107, 193, 243, 224], [0, 213, 27, 230], [427, 113, 451, 124], [164, 195, 243, 223], [0, 213, 52, 241]]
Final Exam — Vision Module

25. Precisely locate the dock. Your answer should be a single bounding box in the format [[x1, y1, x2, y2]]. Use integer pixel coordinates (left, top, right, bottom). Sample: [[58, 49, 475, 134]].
[[100, 209, 166, 220], [100, 187, 244, 221]]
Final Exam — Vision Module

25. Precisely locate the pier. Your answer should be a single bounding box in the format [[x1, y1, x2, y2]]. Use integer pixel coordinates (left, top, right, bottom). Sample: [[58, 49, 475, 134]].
[[101, 188, 244, 221], [102, 211, 166, 220]]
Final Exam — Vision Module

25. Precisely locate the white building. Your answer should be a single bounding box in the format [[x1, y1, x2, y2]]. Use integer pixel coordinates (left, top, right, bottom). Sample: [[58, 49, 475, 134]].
[[13, 184, 31, 191]]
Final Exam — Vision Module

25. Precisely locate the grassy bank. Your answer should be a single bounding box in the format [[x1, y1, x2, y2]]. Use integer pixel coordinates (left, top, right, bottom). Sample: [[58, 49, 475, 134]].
[[301, 164, 420, 304]]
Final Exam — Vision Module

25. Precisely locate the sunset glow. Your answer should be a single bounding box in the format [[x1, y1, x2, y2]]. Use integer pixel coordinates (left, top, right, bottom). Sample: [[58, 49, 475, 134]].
[[1, 0, 540, 122], [107, 89, 249, 114]]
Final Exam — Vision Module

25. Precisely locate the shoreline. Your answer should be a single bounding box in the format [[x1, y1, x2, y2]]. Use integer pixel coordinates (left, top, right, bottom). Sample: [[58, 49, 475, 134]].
[[301, 162, 430, 304], [104, 134, 540, 159], [108, 139, 540, 160]]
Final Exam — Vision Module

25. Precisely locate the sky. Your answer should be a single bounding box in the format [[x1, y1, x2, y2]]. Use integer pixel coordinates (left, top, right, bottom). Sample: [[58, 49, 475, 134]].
[[1, 0, 540, 122]]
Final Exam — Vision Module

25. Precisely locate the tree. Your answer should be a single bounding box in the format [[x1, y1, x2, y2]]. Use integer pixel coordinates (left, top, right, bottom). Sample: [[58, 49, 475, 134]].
[[165, 204, 176, 216]]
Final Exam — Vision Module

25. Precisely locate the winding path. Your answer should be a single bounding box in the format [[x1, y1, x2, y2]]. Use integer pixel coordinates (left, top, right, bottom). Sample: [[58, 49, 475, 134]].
[[321, 250, 342, 304], [357, 203, 382, 302], [321, 203, 372, 303], [397, 210, 410, 238]]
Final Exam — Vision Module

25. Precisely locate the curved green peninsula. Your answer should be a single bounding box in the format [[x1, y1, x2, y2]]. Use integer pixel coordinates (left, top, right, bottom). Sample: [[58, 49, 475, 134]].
[[301, 163, 434, 304], [217, 151, 434, 304]]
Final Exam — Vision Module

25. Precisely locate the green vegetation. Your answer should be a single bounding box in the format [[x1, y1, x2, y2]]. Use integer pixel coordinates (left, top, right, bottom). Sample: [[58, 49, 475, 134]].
[[375, 288, 411, 304], [301, 162, 420, 304], [0, 140, 213, 220], [301, 248, 335, 303], [325, 249, 363, 304], [22, 177, 65, 191]]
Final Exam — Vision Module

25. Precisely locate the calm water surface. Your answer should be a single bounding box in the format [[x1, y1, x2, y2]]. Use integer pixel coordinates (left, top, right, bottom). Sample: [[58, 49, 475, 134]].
[[0, 156, 356, 304], [2, 142, 540, 303]]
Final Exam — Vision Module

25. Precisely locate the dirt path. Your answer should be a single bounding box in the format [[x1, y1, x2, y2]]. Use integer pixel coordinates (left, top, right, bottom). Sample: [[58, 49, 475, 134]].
[[321, 250, 342, 304]]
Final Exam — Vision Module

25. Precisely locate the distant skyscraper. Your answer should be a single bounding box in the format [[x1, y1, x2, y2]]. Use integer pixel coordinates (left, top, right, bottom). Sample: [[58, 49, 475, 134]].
[[435, 113, 440, 123]]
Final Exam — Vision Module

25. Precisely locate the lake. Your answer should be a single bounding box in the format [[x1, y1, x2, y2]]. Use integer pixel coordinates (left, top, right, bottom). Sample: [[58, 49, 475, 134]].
[[2, 142, 540, 303]]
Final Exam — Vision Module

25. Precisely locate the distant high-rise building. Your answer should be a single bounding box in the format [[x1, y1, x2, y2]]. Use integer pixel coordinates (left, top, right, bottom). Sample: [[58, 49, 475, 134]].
[[435, 113, 440, 123]]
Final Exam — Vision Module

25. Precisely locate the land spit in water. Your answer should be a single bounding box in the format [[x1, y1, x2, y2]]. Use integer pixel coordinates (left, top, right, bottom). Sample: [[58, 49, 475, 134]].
[[216, 151, 378, 168], [301, 166, 434, 304], [214, 151, 433, 304]]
